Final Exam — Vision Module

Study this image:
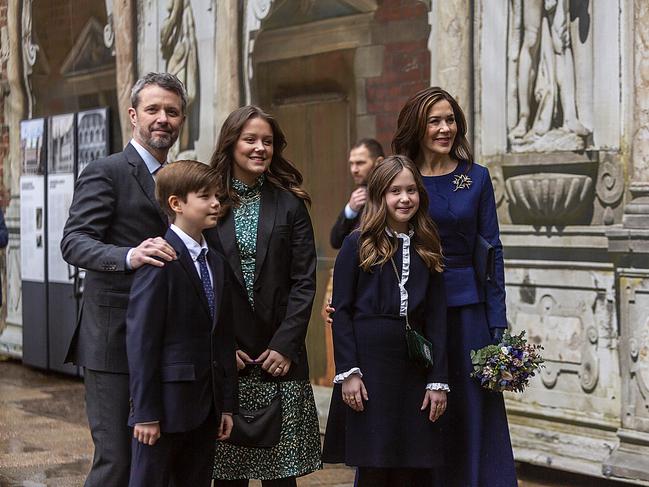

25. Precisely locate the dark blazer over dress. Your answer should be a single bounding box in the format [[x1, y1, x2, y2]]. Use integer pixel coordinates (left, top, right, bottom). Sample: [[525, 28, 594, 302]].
[[422, 161, 517, 487], [322, 231, 447, 469], [206, 181, 316, 381], [207, 180, 322, 481]]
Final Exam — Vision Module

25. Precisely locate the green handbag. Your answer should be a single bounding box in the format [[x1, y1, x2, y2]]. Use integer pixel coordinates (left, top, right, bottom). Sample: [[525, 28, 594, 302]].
[[390, 258, 435, 369]]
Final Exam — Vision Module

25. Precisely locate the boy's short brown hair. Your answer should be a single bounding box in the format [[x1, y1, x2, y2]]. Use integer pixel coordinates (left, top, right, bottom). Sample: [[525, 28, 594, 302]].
[[155, 160, 219, 221]]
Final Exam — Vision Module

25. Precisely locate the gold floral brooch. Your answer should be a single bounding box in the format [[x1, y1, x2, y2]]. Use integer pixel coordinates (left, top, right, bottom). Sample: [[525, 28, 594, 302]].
[[452, 174, 472, 191]]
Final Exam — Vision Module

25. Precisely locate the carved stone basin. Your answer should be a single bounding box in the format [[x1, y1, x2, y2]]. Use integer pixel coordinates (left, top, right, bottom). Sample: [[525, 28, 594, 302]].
[[505, 173, 593, 224]]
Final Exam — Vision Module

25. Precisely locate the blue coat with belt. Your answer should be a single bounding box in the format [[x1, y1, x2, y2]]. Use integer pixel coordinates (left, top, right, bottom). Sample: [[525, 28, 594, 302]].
[[423, 161, 517, 487], [422, 160, 506, 329]]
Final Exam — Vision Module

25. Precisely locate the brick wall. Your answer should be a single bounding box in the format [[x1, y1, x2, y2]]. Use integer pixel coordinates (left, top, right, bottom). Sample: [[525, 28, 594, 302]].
[[366, 0, 431, 153]]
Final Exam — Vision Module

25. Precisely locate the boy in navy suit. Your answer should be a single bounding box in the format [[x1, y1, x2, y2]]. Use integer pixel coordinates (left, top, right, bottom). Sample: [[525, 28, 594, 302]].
[[126, 160, 237, 487]]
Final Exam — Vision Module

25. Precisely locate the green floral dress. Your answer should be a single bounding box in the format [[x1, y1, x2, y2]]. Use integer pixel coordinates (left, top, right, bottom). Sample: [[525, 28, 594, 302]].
[[213, 176, 322, 481]]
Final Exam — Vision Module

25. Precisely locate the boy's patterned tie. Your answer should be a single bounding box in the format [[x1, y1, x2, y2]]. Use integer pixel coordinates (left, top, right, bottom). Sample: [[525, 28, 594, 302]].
[[196, 249, 215, 319]]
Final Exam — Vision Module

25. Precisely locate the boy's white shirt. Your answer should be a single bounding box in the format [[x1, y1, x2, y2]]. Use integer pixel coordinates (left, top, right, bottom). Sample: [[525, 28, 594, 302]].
[[170, 224, 213, 287]]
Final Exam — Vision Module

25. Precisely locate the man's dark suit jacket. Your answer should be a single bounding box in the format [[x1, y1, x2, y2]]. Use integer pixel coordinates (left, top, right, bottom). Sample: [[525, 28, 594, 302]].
[[329, 208, 360, 250], [205, 182, 317, 381], [126, 228, 237, 433], [61, 143, 168, 373]]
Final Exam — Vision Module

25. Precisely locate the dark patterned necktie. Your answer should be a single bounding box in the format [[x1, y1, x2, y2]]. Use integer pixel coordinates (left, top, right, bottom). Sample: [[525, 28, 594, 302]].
[[196, 249, 215, 319]]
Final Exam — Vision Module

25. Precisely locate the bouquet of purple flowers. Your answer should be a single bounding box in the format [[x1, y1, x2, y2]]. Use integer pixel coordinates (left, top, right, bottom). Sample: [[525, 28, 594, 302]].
[[470, 330, 544, 393]]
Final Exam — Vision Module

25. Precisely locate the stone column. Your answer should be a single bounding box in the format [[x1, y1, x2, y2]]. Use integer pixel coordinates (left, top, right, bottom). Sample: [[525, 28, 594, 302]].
[[214, 0, 240, 140], [621, 0, 649, 230], [604, 1, 649, 482], [427, 0, 472, 137], [0, 0, 28, 353], [113, 0, 137, 146]]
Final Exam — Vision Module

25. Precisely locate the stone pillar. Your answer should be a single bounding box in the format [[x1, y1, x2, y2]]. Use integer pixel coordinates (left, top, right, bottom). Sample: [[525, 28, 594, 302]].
[[214, 0, 240, 140], [427, 0, 472, 137], [604, 1, 649, 482], [0, 0, 28, 354], [113, 0, 136, 146], [622, 0, 649, 231]]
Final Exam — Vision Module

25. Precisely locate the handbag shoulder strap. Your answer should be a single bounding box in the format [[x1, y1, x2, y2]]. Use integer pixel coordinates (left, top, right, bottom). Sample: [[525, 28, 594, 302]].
[[389, 257, 411, 331]]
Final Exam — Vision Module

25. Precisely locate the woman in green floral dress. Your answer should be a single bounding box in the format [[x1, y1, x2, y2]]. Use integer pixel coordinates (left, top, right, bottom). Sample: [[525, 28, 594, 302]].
[[207, 105, 322, 486]]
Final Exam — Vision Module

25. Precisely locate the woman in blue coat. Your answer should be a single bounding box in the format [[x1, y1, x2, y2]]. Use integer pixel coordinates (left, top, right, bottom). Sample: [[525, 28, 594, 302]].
[[393, 87, 517, 487]]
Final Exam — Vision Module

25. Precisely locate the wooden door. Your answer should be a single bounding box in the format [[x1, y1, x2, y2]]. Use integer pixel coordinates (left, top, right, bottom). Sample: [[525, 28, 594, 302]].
[[272, 94, 351, 382]]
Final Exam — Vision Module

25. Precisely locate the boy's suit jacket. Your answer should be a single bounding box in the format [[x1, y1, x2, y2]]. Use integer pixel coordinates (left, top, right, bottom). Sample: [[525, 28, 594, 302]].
[[61, 143, 169, 373], [126, 228, 238, 433], [205, 182, 317, 381]]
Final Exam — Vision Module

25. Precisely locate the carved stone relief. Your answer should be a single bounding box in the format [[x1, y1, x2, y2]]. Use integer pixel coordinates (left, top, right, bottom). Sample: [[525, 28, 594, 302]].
[[510, 291, 599, 393], [618, 275, 649, 432], [243, 0, 275, 104], [504, 264, 619, 420], [505, 172, 593, 225], [21, 0, 38, 119], [507, 0, 592, 153], [103, 0, 115, 54], [161, 0, 199, 158]]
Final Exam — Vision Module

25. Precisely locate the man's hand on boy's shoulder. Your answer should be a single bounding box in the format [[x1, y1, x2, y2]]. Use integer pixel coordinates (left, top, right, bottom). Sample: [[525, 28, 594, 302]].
[[129, 237, 177, 269], [217, 413, 233, 441], [133, 421, 161, 445]]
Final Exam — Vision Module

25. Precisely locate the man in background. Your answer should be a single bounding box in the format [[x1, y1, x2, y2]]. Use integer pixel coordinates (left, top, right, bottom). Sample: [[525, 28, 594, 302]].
[[329, 138, 384, 249]]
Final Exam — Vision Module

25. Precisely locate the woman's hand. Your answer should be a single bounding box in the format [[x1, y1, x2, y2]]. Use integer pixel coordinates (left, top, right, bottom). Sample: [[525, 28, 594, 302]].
[[235, 349, 254, 370], [342, 375, 368, 412], [325, 303, 335, 325], [421, 390, 447, 422], [258, 349, 292, 377]]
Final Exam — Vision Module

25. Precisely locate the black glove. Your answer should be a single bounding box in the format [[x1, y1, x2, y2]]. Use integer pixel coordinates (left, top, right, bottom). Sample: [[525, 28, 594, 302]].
[[490, 328, 506, 344]]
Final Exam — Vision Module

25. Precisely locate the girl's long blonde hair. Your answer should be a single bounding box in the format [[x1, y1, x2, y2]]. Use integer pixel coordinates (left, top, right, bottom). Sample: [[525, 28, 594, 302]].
[[358, 155, 444, 273]]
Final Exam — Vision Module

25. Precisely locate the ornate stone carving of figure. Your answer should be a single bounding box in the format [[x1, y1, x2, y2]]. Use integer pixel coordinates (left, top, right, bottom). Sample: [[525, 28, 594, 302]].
[[21, 0, 38, 118], [161, 0, 199, 156], [508, 0, 591, 152]]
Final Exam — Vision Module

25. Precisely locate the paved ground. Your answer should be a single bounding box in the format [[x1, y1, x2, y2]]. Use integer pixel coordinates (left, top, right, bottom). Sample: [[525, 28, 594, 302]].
[[0, 357, 629, 486]]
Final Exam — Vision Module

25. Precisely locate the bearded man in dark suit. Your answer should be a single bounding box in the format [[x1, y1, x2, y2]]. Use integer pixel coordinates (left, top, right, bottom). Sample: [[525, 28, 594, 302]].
[[61, 72, 186, 487], [329, 138, 384, 249]]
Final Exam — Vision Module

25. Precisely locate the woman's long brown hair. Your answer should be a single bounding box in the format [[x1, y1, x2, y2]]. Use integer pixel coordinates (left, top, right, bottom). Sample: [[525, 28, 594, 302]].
[[392, 87, 473, 169], [358, 155, 443, 273], [209, 105, 310, 214]]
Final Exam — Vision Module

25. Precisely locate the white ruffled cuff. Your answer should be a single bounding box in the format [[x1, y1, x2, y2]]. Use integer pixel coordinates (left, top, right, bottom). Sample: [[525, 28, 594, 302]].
[[426, 383, 450, 392], [333, 367, 363, 384]]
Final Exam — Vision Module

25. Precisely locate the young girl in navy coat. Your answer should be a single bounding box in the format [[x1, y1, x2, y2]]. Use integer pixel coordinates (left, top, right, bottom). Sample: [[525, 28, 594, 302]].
[[323, 155, 448, 487]]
